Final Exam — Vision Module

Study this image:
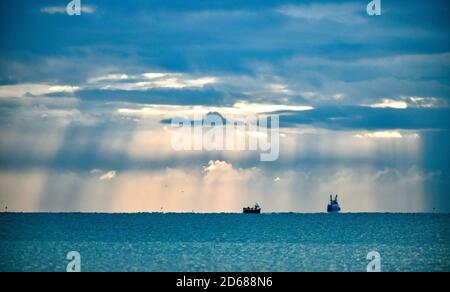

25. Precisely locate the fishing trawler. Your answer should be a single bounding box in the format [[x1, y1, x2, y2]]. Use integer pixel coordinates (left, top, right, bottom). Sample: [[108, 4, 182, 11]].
[[327, 195, 341, 213], [243, 203, 261, 214]]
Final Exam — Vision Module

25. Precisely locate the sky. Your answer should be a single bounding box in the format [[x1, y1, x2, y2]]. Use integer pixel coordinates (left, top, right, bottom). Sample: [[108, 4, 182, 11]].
[[0, 0, 449, 212]]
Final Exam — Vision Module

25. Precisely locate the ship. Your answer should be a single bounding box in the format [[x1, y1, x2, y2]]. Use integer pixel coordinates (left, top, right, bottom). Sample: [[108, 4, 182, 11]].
[[243, 203, 261, 214], [327, 195, 341, 213]]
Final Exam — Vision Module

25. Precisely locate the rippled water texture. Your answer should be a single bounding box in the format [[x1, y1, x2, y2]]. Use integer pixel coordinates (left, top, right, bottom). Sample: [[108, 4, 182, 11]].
[[0, 213, 449, 271]]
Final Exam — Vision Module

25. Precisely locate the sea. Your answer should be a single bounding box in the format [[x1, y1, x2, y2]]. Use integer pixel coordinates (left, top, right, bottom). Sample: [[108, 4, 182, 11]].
[[0, 213, 449, 272]]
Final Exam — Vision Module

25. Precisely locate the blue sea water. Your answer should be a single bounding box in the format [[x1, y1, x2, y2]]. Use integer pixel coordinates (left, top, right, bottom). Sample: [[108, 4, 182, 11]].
[[0, 213, 449, 272]]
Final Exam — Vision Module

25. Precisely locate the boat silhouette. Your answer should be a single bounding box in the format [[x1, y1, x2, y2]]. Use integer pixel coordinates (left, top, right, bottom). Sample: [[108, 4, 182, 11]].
[[243, 203, 261, 214], [327, 195, 341, 213]]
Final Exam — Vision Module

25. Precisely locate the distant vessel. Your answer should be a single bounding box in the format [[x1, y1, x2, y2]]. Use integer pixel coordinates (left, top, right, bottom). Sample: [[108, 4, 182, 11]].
[[243, 203, 261, 214], [327, 195, 341, 213]]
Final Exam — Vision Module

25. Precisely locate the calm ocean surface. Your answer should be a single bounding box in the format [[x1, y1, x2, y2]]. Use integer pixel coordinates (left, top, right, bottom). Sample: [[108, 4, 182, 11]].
[[0, 213, 449, 272]]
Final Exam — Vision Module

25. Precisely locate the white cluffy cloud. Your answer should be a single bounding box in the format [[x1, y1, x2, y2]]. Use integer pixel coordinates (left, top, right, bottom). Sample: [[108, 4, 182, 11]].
[[353, 131, 420, 139], [367, 96, 448, 109], [88, 74, 129, 83], [40, 5, 95, 14], [233, 102, 313, 113], [203, 160, 234, 173], [0, 83, 80, 98], [91, 169, 117, 181], [406, 96, 449, 108], [368, 99, 408, 109], [0, 71, 217, 99], [90, 72, 218, 91], [202, 160, 260, 184]]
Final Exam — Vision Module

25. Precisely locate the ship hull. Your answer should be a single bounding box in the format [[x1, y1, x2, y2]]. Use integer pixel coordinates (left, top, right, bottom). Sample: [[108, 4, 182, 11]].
[[243, 209, 261, 214], [327, 204, 341, 213]]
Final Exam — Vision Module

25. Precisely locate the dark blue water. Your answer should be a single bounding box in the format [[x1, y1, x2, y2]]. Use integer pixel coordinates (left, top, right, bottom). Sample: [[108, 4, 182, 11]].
[[0, 213, 449, 271]]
